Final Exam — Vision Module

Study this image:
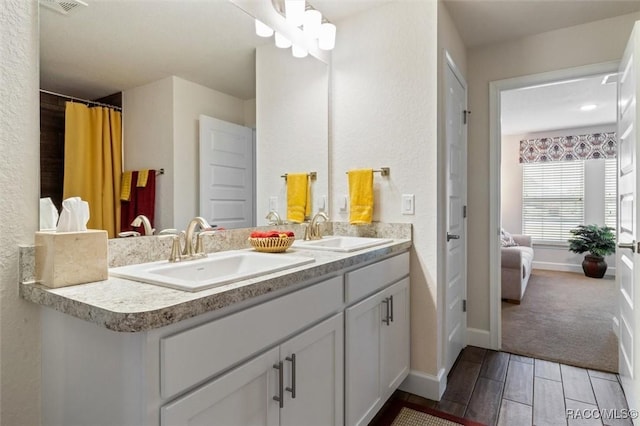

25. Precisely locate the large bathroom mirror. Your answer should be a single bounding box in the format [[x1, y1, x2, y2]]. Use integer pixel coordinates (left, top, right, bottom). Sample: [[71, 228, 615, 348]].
[[39, 0, 329, 235]]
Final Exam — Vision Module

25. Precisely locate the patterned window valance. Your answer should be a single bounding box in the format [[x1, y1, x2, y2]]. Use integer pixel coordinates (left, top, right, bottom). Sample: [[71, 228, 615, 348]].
[[519, 132, 616, 163]]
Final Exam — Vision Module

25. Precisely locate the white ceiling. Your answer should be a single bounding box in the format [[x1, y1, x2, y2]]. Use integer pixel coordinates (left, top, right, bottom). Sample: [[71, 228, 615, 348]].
[[40, 1, 270, 100], [443, 0, 640, 48], [41, 0, 640, 104], [501, 73, 617, 135], [39, 0, 392, 102]]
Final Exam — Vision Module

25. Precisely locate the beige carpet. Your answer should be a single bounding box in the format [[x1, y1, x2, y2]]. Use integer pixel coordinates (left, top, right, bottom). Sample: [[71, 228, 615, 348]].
[[502, 269, 618, 373]]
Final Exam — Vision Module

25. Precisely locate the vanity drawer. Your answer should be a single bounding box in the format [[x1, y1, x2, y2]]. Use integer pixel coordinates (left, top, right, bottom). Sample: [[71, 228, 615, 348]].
[[160, 275, 343, 399], [345, 252, 409, 305]]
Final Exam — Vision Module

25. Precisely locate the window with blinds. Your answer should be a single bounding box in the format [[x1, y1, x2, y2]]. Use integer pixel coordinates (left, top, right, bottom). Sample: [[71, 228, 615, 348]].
[[522, 161, 585, 242], [604, 158, 617, 230]]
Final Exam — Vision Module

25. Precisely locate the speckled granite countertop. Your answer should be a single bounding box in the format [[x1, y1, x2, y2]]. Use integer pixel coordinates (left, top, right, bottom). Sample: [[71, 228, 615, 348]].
[[20, 235, 411, 333]]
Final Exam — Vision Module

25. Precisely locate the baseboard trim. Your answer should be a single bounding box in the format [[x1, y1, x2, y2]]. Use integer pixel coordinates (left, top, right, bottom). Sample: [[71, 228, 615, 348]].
[[613, 316, 620, 338], [533, 261, 616, 277], [399, 368, 446, 401], [467, 327, 492, 349]]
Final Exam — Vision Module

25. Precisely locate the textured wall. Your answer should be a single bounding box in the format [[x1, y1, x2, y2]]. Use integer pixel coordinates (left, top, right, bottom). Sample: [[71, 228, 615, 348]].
[[0, 1, 42, 424], [467, 12, 640, 332], [332, 1, 439, 374]]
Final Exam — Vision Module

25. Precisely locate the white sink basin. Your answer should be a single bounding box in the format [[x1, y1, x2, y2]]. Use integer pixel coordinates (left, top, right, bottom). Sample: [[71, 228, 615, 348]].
[[293, 236, 392, 252], [109, 250, 315, 292]]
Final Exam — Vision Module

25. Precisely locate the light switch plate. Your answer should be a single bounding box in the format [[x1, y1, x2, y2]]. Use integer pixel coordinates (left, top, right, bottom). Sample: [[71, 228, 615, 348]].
[[402, 194, 415, 215]]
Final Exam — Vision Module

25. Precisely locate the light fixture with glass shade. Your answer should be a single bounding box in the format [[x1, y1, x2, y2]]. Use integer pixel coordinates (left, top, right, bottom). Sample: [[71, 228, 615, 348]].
[[292, 45, 308, 58], [275, 32, 293, 48], [303, 9, 322, 39], [255, 19, 274, 38], [254, 0, 337, 58], [318, 22, 336, 50], [285, 0, 305, 26]]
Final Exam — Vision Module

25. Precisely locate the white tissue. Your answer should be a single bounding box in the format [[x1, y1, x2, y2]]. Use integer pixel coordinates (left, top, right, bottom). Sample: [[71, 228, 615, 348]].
[[39, 197, 59, 231], [56, 197, 90, 232]]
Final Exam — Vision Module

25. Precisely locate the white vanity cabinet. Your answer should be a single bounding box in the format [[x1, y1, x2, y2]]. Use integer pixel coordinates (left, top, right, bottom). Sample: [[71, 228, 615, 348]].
[[39, 248, 411, 426], [161, 313, 344, 426], [344, 253, 410, 426]]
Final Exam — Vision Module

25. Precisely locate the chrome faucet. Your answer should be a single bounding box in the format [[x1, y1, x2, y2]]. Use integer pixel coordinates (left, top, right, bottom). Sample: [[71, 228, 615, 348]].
[[265, 210, 283, 225], [304, 211, 329, 240], [183, 217, 215, 258], [131, 215, 154, 236]]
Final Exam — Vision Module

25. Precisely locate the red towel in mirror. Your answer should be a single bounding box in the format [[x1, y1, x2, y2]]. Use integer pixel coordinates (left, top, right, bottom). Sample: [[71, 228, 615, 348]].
[[120, 170, 156, 233]]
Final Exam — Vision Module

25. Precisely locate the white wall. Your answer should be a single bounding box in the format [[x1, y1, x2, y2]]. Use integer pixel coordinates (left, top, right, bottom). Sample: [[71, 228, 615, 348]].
[[501, 124, 616, 275], [123, 76, 248, 230], [467, 12, 640, 333], [0, 1, 41, 424], [332, 1, 439, 377], [172, 76, 247, 228], [123, 77, 175, 230], [256, 44, 329, 224]]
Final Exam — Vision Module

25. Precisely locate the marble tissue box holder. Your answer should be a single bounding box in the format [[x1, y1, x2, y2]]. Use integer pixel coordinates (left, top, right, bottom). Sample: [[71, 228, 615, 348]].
[[35, 230, 108, 288]]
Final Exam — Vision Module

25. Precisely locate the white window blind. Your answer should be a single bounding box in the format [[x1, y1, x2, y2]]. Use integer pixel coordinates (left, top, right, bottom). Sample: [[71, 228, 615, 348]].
[[522, 161, 585, 242], [604, 158, 617, 230]]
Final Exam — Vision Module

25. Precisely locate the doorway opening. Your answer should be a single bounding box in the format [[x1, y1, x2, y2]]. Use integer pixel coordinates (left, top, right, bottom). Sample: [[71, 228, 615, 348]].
[[489, 62, 620, 372]]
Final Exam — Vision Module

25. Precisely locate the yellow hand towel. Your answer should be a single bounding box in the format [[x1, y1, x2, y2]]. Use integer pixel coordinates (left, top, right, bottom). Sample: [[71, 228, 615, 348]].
[[120, 171, 133, 201], [348, 169, 374, 225], [287, 173, 309, 223], [136, 169, 149, 187]]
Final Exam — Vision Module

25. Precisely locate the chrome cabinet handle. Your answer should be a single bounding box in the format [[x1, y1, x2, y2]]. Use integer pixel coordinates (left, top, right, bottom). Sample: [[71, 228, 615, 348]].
[[382, 298, 390, 326], [618, 241, 636, 253], [285, 354, 296, 398], [447, 233, 460, 242], [389, 295, 394, 323], [273, 361, 284, 408]]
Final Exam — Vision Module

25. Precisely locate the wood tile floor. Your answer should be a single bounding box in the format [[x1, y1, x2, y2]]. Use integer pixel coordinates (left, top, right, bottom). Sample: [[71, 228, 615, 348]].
[[369, 346, 633, 426]]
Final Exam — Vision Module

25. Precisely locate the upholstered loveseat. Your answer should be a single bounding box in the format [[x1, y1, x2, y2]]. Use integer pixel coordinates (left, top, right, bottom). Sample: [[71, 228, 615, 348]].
[[501, 234, 534, 304]]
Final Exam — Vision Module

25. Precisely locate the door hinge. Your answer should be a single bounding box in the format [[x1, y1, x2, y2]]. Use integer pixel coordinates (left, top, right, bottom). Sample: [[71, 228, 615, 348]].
[[462, 299, 467, 312], [463, 205, 467, 218], [463, 110, 471, 125]]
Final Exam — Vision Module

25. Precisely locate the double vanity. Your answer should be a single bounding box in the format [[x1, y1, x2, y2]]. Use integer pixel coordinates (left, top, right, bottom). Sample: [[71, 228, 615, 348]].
[[20, 224, 412, 426]]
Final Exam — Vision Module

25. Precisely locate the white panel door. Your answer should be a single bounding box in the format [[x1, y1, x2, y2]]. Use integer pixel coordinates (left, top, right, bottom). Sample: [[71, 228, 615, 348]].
[[280, 313, 344, 426], [199, 115, 254, 229], [160, 347, 280, 426], [444, 52, 468, 373], [617, 23, 640, 414]]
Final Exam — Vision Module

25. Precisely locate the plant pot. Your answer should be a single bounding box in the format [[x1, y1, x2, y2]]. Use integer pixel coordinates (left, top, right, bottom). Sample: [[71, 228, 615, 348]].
[[582, 254, 607, 278]]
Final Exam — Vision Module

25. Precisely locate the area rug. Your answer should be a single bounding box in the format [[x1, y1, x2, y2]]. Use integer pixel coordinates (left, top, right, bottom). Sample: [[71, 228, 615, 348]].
[[502, 269, 618, 372], [375, 400, 486, 426]]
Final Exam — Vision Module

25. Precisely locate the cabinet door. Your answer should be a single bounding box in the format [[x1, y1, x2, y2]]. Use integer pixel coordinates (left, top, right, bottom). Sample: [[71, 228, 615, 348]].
[[380, 278, 410, 399], [280, 313, 344, 426], [160, 347, 280, 426], [345, 292, 384, 426]]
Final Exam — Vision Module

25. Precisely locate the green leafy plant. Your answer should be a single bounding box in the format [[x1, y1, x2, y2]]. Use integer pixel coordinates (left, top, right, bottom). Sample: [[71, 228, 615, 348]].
[[568, 224, 616, 258]]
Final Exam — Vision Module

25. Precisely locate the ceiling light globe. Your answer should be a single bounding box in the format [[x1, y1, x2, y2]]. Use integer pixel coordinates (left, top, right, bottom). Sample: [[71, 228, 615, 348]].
[[275, 32, 292, 48], [255, 19, 274, 38], [318, 22, 336, 50]]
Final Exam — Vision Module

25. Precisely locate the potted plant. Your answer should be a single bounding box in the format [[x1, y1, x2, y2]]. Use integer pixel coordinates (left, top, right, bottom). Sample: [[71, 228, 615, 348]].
[[568, 224, 616, 278]]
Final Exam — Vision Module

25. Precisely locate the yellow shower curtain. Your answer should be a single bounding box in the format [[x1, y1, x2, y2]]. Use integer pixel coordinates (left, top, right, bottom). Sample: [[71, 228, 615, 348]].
[[63, 102, 122, 238]]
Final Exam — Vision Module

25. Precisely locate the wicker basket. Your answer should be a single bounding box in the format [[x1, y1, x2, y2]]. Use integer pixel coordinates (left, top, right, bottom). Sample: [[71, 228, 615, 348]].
[[248, 236, 295, 253]]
